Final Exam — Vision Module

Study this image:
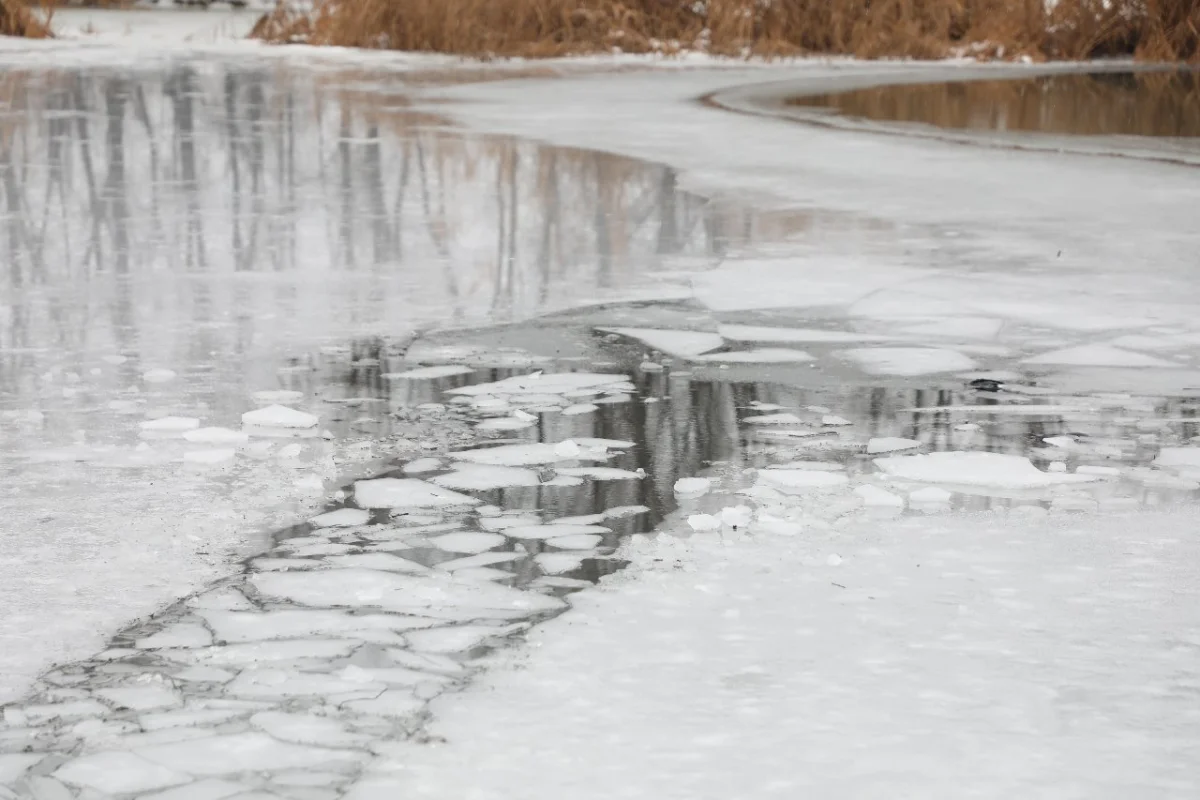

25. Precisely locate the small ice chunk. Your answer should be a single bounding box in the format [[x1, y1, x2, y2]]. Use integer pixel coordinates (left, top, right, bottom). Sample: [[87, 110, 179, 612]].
[[183, 427, 249, 445], [1048, 461, 1067, 473], [95, 686, 181, 711], [311, 508, 371, 528], [384, 365, 474, 380], [241, 405, 318, 429], [1024, 344, 1179, 368], [571, 437, 635, 449], [719, 505, 752, 528], [143, 369, 178, 383], [321, 553, 431, 574], [535, 553, 587, 574], [541, 475, 585, 487], [854, 485, 905, 508], [54, 752, 191, 795], [183, 448, 236, 465], [546, 534, 603, 550], [821, 415, 852, 426], [1076, 465, 1121, 477], [555, 467, 642, 481], [562, 404, 598, 416], [594, 394, 632, 404], [674, 477, 712, 496], [595, 328, 724, 358], [133, 732, 364, 775], [1043, 436, 1077, 449], [452, 443, 606, 466], [687, 514, 721, 532], [694, 348, 815, 363], [744, 413, 805, 425], [875, 452, 1099, 488], [252, 390, 305, 406], [910, 487, 953, 503], [604, 505, 650, 519], [405, 624, 518, 653], [354, 478, 480, 509], [136, 623, 212, 650], [140, 416, 201, 433], [431, 464, 541, 490], [474, 417, 535, 432], [437, 552, 524, 572], [250, 712, 368, 748], [758, 470, 849, 491], [504, 524, 610, 540], [513, 409, 537, 422], [1153, 448, 1200, 468], [866, 437, 921, 454], [427, 532, 507, 554], [402, 458, 443, 474], [954, 423, 982, 431], [842, 347, 977, 376], [554, 440, 582, 458], [479, 515, 540, 531]]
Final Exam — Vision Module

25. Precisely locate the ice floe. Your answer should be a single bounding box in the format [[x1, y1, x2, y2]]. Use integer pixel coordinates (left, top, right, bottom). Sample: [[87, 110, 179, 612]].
[[841, 347, 977, 376], [673, 477, 712, 495], [311, 508, 371, 528], [431, 464, 542, 490], [503, 524, 611, 540], [874, 452, 1100, 488], [718, 325, 894, 344], [596, 328, 724, 358], [241, 405, 318, 429], [445, 373, 628, 397], [427, 532, 508, 554], [384, 365, 475, 380], [353, 479, 480, 509], [696, 348, 814, 363], [1023, 344, 1180, 368], [451, 443, 607, 466]]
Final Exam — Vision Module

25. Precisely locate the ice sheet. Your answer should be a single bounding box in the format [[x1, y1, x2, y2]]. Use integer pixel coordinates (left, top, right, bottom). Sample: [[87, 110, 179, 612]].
[[353, 479, 481, 510], [874, 452, 1100, 488], [841, 347, 978, 376], [431, 464, 542, 490]]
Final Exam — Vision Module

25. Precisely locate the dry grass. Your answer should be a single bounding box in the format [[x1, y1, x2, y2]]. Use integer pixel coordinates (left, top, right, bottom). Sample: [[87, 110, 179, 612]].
[[0, 0, 53, 37], [251, 0, 1200, 61]]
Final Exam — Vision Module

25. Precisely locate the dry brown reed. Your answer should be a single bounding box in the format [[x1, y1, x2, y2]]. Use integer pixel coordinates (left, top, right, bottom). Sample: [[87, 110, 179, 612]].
[[0, 0, 53, 38], [251, 0, 1200, 61]]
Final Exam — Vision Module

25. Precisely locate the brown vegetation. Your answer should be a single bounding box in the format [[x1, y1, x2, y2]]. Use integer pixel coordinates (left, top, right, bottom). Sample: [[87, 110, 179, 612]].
[[0, 0, 52, 38], [251, 0, 1200, 61]]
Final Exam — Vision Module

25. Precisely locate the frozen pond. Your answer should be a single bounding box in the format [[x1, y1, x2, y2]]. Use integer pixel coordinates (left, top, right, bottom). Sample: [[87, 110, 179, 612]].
[[787, 68, 1200, 139]]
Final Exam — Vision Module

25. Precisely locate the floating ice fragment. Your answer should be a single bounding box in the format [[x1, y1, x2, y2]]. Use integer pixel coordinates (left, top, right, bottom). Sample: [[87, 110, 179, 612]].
[[674, 477, 712, 496], [909, 487, 953, 503], [321, 553, 431, 574], [604, 505, 650, 519], [438, 552, 524, 572], [183, 427, 249, 445], [535, 553, 588, 574], [547, 534, 604, 550], [311, 508, 371, 528], [446, 373, 628, 397], [504, 523, 610, 540], [556, 467, 642, 481], [562, 404, 598, 416], [687, 514, 721, 532], [431, 464, 541, 490], [403, 457, 443, 474], [541, 475, 585, 487], [133, 732, 365, 775], [719, 325, 894, 344], [854, 485, 905, 508], [822, 415, 852, 426], [1043, 435, 1077, 449], [1153, 447, 1200, 468], [874, 452, 1099, 488], [1023, 344, 1179, 368], [384, 365, 474, 380], [719, 505, 753, 528], [758, 470, 848, 491], [252, 568, 565, 618], [183, 449, 236, 465], [767, 460, 844, 471], [474, 417, 535, 432], [513, 409, 537, 422], [428, 532, 507, 553], [695, 348, 815, 363], [251, 390, 304, 405], [142, 369, 178, 383], [955, 423, 982, 431], [140, 416, 201, 433], [54, 753, 190, 795], [452, 443, 607, 466], [594, 394, 632, 404], [595, 328, 723, 358], [241, 405, 318, 429], [842, 347, 977, 376], [354, 478, 480, 509], [866, 437, 921, 454], [744, 413, 805, 425], [554, 440, 582, 458], [1048, 461, 1067, 473]]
